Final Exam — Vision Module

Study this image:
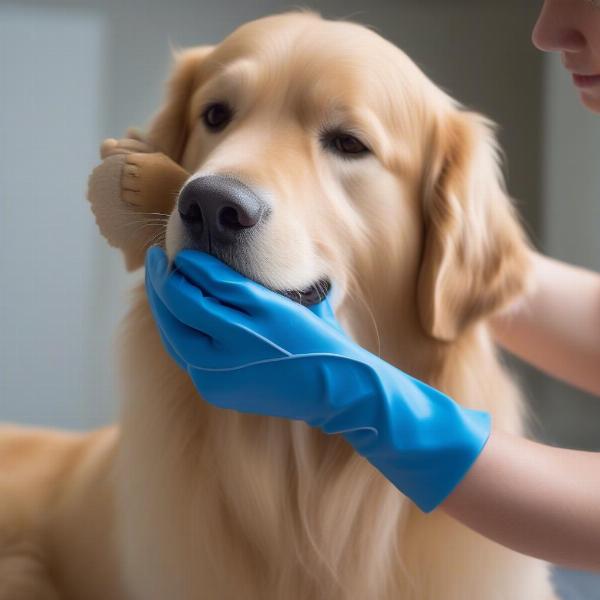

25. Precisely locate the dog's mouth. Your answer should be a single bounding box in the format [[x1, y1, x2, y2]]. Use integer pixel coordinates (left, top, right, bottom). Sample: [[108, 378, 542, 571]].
[[277, 278, 331, 307], [185, 243, 332, 307]]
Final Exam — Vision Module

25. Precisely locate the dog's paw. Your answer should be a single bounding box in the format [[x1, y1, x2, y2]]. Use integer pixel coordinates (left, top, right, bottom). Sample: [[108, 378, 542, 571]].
[[120, 152, 189, 213], [86, 152, 158, 271], [87, 136, 189, 271]]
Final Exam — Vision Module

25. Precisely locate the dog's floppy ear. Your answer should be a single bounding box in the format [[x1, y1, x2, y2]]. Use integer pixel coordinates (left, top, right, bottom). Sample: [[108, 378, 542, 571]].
[[146, 46, 214, 163], [417, 110, 531, 342]]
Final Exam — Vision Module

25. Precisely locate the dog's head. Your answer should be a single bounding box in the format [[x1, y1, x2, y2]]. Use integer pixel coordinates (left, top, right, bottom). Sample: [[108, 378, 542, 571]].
[[149, 12, 530, 343]]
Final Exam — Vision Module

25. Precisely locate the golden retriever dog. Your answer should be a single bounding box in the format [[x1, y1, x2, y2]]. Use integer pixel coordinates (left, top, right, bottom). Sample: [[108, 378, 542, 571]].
[[0, 11, 558, 600]]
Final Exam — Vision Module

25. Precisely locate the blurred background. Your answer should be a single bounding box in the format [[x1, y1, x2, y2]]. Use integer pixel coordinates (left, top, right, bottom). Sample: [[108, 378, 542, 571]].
[[1, 0, 599, 448]]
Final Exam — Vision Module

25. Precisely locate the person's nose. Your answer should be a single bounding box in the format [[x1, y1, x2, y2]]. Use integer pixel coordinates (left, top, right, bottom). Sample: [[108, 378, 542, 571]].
[[178, 175, 269, 250], [532, 0, 586, 54]]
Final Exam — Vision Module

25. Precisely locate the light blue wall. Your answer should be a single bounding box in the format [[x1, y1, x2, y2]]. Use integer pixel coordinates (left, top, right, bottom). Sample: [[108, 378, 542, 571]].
[[0, 4, 113, 427]]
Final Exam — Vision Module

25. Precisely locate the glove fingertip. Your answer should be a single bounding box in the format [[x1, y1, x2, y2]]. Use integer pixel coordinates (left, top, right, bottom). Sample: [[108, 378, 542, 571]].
[[175, 250, 240, 284], [175, 250, 223, 274], [146, 246, 168, 278]]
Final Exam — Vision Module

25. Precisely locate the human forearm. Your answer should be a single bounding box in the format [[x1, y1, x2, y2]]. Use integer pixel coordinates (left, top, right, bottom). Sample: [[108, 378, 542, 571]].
[[491, 251, 600, 395], [441, 429, 600, 570]]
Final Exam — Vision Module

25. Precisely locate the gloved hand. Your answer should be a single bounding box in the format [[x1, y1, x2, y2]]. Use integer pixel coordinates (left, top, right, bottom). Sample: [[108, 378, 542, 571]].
[[145, 246, 491, 512]]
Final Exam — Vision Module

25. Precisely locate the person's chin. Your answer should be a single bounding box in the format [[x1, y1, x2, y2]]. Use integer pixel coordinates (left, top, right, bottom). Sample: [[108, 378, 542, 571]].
[[578, 90, 600, 114]]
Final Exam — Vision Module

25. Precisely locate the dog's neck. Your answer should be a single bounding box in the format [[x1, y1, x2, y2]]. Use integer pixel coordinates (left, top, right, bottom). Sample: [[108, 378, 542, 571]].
[[338, 282, 442, 378], [338, 286, 521, 424]]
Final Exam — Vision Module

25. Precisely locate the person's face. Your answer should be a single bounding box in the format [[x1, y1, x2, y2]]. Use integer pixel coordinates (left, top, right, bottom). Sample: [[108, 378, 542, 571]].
[[533, 0, 600, 113]]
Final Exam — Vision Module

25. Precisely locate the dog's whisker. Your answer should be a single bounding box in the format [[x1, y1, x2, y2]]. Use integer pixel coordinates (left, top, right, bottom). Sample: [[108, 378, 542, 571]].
[[113, 219, 168, 225], [345, 266, 382, 357], [110, 220, 168, 233], [107, 210, 170, 221], [143, 232, 167, 251], [132, 226, 168, 239], [135, 211, 171, 217], [131, 212, 171, 219], [105, 211, 170, 218], [146, 227, 167, 240], [104, 207, 171, 218]]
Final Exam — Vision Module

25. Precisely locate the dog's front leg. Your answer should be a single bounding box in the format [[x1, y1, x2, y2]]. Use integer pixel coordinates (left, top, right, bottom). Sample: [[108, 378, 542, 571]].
[[87, 128, 189, 270]]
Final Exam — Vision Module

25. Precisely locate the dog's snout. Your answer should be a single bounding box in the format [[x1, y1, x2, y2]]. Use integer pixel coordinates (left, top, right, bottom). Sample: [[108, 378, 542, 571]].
[[178, 175, 267, 248]]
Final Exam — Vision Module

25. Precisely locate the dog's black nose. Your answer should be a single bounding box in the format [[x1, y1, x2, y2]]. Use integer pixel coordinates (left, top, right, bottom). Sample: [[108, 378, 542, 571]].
[[178, 175, 267, 249]]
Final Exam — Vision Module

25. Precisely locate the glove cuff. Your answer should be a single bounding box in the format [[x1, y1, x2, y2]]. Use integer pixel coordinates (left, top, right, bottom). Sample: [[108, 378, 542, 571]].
[[367, 408, 491, 513], [309, 354, 492, 513]]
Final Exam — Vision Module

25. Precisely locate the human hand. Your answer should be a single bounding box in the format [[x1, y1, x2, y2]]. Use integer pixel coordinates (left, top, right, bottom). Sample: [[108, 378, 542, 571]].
[[145, 247, 491, 512]]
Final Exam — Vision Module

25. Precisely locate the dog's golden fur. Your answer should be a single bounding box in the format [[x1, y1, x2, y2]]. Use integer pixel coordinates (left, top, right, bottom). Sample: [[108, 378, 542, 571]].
[[0, 12, 557, 599]]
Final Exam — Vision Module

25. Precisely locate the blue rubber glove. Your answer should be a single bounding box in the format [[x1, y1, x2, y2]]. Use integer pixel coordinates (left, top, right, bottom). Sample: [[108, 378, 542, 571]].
[[145, 246, 491, 512]]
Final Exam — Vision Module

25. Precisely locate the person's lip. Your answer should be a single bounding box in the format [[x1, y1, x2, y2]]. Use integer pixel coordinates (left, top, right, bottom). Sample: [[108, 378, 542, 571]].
[[571, 73, 600, 88]]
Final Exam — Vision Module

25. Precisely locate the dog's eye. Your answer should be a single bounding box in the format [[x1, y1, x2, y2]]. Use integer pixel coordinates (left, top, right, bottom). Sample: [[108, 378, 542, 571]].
[[322, 131, 370, 157], [333, 135, 368, 155], [202, 103, 232, 132]]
